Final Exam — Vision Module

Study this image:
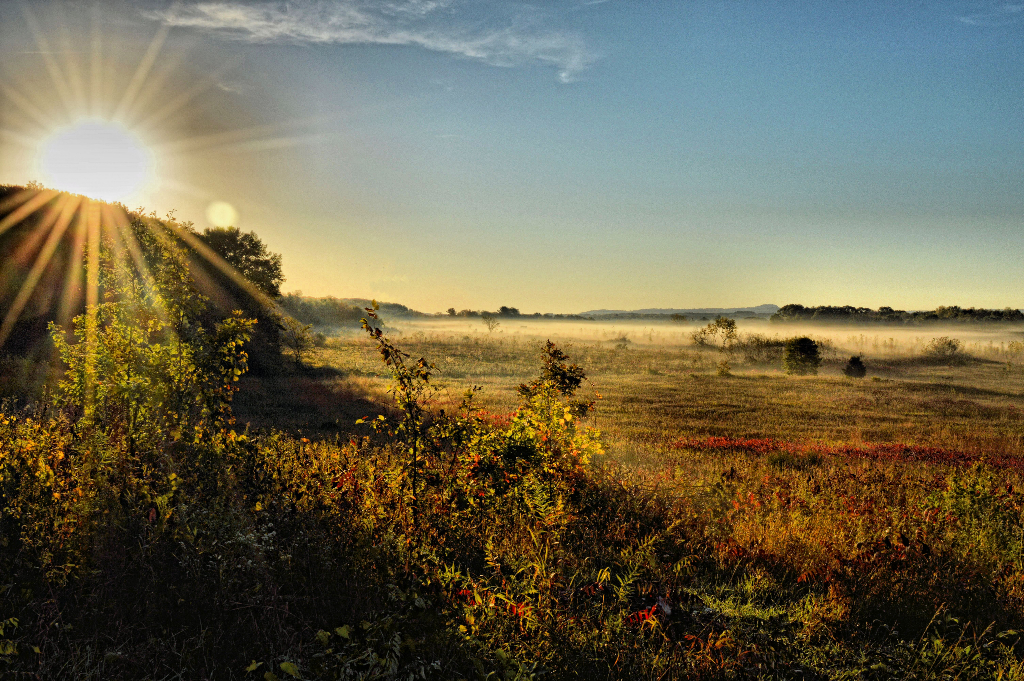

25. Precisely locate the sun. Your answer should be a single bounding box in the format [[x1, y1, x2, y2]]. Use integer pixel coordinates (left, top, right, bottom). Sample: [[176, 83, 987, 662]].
[[38, 120, 154, 203]]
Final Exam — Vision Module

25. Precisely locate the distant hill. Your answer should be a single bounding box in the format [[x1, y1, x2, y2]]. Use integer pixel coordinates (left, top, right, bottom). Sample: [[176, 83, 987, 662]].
[[581, 304, 779, 319]]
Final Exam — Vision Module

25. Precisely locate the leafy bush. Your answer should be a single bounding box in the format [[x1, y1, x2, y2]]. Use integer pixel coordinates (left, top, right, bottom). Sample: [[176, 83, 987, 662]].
[[691, 316, 737, 349], [783, 337, 822, 375], [924, 336, 966, 365]]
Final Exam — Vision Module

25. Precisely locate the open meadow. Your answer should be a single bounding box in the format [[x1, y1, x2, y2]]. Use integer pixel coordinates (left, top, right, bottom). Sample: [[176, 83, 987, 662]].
[[247, 317, 1024, 461], [203, 315, 1024, 678]]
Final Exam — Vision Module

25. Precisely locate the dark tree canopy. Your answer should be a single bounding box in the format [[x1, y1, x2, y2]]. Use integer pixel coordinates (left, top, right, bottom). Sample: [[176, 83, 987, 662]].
[[772, 303, 1024, 325], [199, 226, 284, 298], [843, 355, 867, 378], [783, 337, 822, 375]]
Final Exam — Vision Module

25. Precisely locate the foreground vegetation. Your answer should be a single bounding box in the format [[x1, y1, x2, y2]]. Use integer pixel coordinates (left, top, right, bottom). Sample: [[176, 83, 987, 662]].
[[5, 322, 1024, 678], [3, 191, 1024, 678]]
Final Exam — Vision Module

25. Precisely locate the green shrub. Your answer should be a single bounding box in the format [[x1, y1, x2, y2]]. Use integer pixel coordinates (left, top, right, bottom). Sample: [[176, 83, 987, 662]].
[[924, 336, 966, 364]]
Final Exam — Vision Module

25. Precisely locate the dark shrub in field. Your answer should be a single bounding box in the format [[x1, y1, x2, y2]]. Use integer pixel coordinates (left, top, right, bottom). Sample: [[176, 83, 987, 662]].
[[783, 336, 822, 375], [844, 355, 867, 378]]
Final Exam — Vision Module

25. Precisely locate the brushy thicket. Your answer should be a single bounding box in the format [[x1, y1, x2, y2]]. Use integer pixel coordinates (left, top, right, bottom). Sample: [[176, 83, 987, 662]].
[[3, 229, 1024, 679]]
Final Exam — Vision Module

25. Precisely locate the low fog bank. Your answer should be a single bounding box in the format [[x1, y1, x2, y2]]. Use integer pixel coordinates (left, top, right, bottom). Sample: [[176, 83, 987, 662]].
[[317, 315, 1023, 360]]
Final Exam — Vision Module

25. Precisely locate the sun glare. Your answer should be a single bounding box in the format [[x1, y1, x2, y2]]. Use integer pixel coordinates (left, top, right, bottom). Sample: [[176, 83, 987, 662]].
[[38, 120, 153, 203]]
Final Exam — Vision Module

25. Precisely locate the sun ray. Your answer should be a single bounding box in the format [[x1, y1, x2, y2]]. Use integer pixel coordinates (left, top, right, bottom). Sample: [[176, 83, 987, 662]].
[[0, 193, 80, 347], [113, 25, 170, 124], [84, 199, 101, 311], [159, 129, 332, 158], [56, 206, 88, 329], [56, 11, 87, 113], [119, 49, 190, 129], [119, 49, 211, 133], [0, 188, 38, 216], [11, 199, 61, 266], [0, 187, 48, 217], [0, 190, 60, 239], [77, 200, 101, 413], [21, 6, 76, 121], [102, 204, 164, 316], [137, 59, 240, 131], [213, 133, 332, 155], [0, 80, 61, 134], [89, 5, 104, 118], [162, 220, 275, 308], [151, 123, 281, 155], [0, 128, 38, 149]]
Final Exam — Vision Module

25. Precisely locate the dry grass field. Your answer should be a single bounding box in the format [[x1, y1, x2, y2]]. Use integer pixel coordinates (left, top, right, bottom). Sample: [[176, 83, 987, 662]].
[[265, 318, 1024, 464], [7, 307, 1024, 678]]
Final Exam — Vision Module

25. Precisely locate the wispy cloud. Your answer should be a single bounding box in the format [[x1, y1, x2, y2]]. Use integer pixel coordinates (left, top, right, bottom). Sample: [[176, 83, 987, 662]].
[[147, 1, 595, 82], [958, 2, 1024, 26]]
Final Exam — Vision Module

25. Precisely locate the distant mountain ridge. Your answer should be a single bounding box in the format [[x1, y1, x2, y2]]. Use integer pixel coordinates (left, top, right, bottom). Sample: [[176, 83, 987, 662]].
[[580, 304, 779, 316]]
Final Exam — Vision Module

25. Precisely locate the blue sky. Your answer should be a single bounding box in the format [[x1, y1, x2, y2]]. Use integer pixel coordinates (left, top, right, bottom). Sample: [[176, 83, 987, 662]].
[[1, 1, 1022, 312]]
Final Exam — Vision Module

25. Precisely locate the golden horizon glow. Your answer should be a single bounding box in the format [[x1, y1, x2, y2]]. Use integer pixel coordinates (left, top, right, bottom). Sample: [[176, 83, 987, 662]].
[[38, 119, 154, 203]]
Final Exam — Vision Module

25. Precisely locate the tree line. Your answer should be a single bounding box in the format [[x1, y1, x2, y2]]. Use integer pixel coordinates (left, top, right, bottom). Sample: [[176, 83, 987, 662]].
[[771, 304, 1024, 325]]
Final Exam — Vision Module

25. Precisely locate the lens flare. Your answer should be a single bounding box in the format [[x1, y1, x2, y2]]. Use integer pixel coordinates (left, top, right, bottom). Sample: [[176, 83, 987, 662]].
[[39, 120, 152, 202], [206, 200, 238, 227]]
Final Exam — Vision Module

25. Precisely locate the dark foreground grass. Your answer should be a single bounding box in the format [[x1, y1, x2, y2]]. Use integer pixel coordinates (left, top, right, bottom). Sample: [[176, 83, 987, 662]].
[[4, 325, 1024, 679]]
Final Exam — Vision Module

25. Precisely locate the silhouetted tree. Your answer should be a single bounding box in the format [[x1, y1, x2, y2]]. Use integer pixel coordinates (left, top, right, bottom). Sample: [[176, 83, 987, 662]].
[[481, 313, 500, 333], [199, 226, 284, 297], [843, 356, 867, 378]]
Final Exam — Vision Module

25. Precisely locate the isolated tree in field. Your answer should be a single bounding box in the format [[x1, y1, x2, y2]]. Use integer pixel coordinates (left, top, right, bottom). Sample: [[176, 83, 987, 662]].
[[281, 315, 315, 366], [784, 337, 822, 375], [692, 316, 737, 349], [843, 355, 867, 378], [481, 313, 500, 333], [199, 226, 284, 297], [446, 307, 456, 316]]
